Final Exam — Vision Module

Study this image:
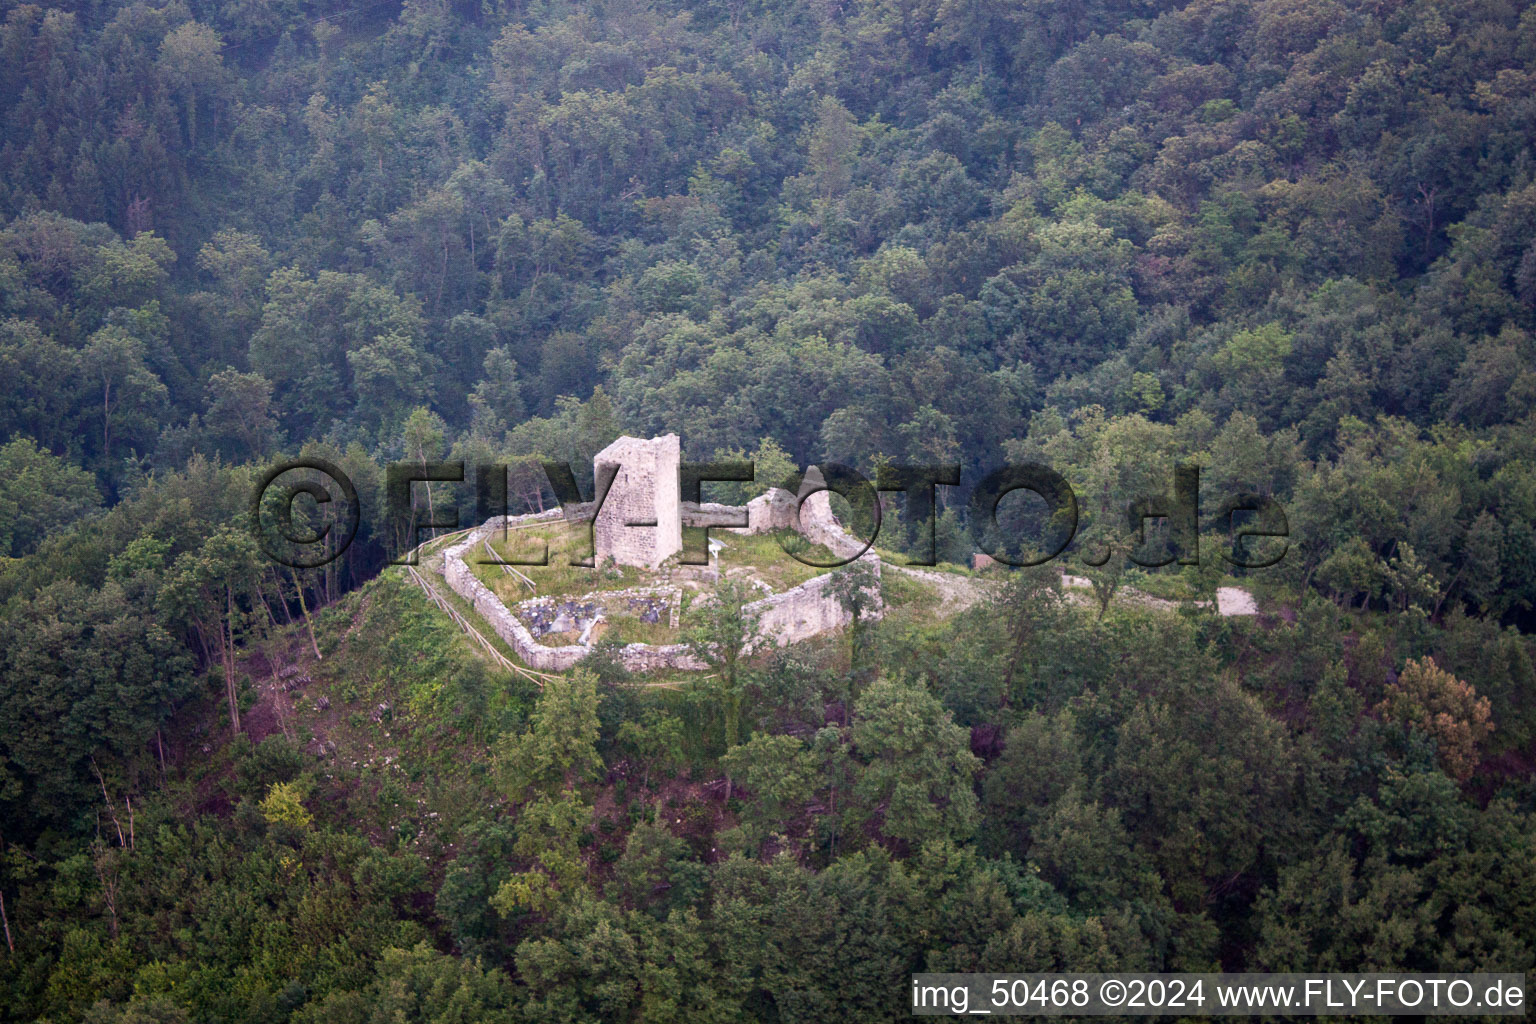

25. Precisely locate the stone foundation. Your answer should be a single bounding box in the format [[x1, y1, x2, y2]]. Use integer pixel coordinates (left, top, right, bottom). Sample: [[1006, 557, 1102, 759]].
[[440, 506, 880, 674], [434, 442, 883, 674]]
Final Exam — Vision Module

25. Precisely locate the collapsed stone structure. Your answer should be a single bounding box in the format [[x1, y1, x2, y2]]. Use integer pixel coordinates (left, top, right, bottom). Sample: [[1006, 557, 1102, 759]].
[[440, 437, 881, 673]]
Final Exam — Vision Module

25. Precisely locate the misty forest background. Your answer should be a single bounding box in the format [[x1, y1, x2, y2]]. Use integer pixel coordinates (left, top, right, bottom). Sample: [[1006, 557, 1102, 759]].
[[2, 0, 1536, 1019]]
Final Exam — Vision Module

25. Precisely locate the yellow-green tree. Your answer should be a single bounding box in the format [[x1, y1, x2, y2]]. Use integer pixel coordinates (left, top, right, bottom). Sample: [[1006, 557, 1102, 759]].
[[259, 780, 312, 831], [1376, 658, 1492, 781]]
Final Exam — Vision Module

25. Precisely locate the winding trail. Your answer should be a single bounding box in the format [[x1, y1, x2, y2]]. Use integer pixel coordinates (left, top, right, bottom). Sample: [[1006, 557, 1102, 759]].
[[883, 564, 992, 613], [893, 565, 1260, 618]]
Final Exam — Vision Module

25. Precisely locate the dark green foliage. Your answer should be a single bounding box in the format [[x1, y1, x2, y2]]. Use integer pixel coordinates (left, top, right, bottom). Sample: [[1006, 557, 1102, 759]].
[[1, 0, 1535, 1018], [0, 577, 194, 837]]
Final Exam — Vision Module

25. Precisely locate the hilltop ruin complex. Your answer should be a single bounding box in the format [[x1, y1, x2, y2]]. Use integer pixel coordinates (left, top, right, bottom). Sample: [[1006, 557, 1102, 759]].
[[442, 435, 881, 673]]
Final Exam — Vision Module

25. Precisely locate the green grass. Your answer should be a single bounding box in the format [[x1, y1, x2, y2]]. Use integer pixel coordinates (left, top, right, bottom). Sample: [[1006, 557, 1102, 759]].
[[880, 568, 938, 609], [420, 565, 540, 668], [1122, 567, 1197, 601], [259, 575, 533, 859], [712, 530, 835, 590], [472, 521, 651, 601], [868, 541, 976, 575], [598, 615, 684, 646]]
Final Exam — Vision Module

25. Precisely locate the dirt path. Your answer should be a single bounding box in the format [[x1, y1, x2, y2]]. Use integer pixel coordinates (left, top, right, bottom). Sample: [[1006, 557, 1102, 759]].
[[888, 564, 1260, 619], [1059, 573, 1258, 616], [882, 563, 994, 612]]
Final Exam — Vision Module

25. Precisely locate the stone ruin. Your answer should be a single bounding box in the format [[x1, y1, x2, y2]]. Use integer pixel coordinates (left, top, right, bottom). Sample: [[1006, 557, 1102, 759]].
[[593, 434, 682, 569], [440, 436, 882, 673]]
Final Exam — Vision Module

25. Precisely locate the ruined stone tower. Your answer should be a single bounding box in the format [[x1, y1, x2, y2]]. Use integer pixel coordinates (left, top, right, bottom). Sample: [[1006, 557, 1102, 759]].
[[593, 434, 682, 568]]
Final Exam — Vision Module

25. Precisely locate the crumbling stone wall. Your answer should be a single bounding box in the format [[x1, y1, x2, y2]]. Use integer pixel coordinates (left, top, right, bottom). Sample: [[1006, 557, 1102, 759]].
[[615, 641, 707, 672], [685, 501, 751, 529], [736, 489, 795, 534], [441, 512, 590, 671], [734, 476, 872, 563], [749, 556, 881, 649], [796, 489, 872, 562]]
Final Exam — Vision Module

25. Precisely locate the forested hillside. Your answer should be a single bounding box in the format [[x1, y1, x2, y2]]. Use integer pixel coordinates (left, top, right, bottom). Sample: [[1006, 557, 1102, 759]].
[[1, 0, 1535, 1019]]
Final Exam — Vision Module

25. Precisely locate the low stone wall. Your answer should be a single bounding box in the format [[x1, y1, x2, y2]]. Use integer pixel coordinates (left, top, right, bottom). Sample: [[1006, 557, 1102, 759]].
[[738, 489, 798, 534], [441, 511, 590, 672], [616, 641, 706, 672], [796, 489, 874, 562], [685, 501, 751, 529], [747, 559, 881, 650]]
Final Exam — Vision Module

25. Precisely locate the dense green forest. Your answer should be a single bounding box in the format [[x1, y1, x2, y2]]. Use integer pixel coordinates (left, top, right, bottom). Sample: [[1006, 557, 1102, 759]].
[[2, 0, 1535, 1018]]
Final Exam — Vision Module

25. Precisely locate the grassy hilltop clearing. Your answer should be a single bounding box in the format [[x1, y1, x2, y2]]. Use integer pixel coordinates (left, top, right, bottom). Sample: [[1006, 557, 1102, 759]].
[[2, 0, 1536, 1018]]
